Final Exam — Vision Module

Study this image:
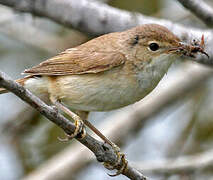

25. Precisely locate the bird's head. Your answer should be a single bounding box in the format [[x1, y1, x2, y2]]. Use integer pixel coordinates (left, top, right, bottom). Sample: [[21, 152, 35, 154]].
[[123, 24, 208, 64]]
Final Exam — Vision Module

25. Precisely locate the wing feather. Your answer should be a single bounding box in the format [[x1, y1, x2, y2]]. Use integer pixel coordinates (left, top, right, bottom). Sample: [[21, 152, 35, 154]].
[[24, 49, 126, 75]]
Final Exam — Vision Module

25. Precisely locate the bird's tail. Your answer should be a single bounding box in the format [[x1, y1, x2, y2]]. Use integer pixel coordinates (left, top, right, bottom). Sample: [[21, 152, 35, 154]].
[[0, 76, 32, 95]]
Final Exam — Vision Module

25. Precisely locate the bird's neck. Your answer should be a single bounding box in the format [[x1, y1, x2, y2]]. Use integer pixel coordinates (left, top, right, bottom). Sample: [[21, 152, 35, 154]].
[[135, 54, 175, 93]]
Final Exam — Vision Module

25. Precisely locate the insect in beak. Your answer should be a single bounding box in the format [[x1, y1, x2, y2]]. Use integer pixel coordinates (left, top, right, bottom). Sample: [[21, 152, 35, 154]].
[[169, 35, 209, 58]]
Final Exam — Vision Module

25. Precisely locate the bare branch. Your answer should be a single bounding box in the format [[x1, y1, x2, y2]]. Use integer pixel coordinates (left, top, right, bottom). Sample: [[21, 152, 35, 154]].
[[0, 0, 213, 66], [134, 148, 213, 175], [0, 7, 87, 53], [0, 70, 147, 180], [177, 0, 213, 27]]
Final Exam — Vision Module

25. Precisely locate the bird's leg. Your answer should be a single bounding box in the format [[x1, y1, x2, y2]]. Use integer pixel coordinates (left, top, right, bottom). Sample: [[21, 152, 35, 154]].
[[75, 111, 127, 175], [75, 111, 116, 146], [76, 113, 128, 176], [84, 119, 116, 147], [53, 100, 128, 176], [53, 100, 86, 140]]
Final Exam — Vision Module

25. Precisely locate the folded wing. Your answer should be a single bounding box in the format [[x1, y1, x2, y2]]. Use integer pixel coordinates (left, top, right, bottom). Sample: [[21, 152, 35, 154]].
[[24, 49, 126, 75]]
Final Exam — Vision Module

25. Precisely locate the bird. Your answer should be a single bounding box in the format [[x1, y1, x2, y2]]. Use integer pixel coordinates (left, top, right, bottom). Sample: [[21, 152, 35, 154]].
[[0, 24, 208, 174]]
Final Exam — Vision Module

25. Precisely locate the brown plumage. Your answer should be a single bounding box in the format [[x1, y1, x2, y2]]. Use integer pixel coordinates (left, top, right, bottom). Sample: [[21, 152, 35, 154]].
[[23, 24, 180, 76], [24, 49, 126, 75], [0, 24, 208, 108], [0, 24, 208, 99]]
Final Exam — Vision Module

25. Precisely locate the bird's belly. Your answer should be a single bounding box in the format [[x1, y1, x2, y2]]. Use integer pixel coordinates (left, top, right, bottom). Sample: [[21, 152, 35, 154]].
[[53, 72, 149, 111]]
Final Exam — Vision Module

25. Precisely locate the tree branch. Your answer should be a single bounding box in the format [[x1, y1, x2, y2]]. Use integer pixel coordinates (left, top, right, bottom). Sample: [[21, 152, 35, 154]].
[[177, 0, 213, 27], [0, 0, 213, 66], [0, 70, 146, 180], [134, 148, 213, 175]]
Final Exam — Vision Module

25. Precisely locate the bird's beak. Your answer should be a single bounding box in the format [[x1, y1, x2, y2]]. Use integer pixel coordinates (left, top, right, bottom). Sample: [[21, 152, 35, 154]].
[[168, 35, 209, 58]]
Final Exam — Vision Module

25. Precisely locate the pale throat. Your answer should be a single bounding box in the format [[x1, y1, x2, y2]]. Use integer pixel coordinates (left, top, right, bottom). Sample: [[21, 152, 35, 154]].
[[135, 53, 176, 91]]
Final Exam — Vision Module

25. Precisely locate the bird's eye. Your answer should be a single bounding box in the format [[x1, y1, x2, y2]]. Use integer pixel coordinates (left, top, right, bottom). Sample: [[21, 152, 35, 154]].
[[148, 43, 159, 51]]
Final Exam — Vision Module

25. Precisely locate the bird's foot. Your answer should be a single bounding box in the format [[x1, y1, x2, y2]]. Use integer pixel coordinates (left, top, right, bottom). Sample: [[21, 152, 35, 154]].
[[58, 119, 86, 141], [104, 143, 128, 176]]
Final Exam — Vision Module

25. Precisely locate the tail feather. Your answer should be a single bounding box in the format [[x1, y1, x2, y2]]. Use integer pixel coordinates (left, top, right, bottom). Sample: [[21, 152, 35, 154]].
[[16, 76, 31, 86], [0, 75, 33, 95]]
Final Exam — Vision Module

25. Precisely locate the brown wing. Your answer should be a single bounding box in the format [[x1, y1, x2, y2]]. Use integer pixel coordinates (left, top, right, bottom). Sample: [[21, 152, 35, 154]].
[[24, 49, 126, 75]]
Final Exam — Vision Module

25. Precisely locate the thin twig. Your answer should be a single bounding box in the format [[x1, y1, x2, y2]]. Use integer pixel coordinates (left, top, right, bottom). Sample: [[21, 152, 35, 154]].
[[0, 70, 147, 180], [177, 0, 213, 27]]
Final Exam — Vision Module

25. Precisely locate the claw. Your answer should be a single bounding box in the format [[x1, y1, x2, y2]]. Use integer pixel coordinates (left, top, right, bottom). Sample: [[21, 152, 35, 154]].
[[57, 135, 70, 142], [108, 154, 128, 177], [104, 143, 128, 177], [58, 119, 86, 142]]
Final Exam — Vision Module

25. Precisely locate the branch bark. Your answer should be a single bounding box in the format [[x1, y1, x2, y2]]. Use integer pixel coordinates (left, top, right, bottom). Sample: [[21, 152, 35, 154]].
[[177, 0, 213, 27], [0, 71, 146, 180], [0, 0, 213, 66]]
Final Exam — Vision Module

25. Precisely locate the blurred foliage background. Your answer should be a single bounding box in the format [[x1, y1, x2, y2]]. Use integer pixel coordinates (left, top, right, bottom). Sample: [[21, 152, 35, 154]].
[[0, 0, 213, 180]]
